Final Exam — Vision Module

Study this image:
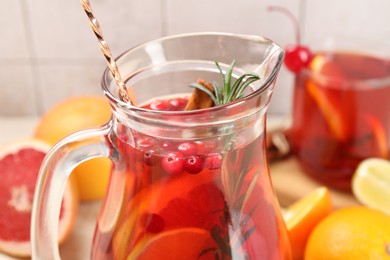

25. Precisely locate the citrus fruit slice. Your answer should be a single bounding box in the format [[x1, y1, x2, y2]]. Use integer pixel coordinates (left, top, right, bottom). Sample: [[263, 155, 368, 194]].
[[305, 206, 390, 260], [112, 172, 225, 259], [34, 95, 112, 201], [307, 53, 347, 141], [128, 227, 217, 259], [283, 187, 333, 260], [352, 158, 390, 216], [0, 139, 78, 258]]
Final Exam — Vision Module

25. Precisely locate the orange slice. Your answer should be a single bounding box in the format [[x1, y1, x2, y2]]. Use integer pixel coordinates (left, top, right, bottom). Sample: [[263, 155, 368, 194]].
[[283, 187, 333, 260], [307, 54, 347, 141], [128, 227, 217, 260], [112, 172, 225, 259]]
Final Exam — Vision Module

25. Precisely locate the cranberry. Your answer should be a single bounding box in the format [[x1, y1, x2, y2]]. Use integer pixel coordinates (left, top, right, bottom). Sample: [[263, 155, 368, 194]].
[[177, 142, 198, 156], [184, 156, 204, 174], [143, 150, 158, 166], [204, 153, 223, 170], [142, 213, 165, 233], [161, 152, 184, 175], [169, 97, 188, 111], [284, 45, 312, 73], [150, 99, 170, 111]]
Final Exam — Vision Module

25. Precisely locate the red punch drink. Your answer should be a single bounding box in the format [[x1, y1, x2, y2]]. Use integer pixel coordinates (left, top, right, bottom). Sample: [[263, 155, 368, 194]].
[[92, 95, 290, 259], [30, 33, 290, 260], [289, 51, 390, 191]]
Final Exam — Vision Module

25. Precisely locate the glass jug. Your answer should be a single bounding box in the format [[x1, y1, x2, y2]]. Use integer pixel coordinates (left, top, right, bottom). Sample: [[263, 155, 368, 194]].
[[288, 0, 390, 191], [31, 32, 290, 259]]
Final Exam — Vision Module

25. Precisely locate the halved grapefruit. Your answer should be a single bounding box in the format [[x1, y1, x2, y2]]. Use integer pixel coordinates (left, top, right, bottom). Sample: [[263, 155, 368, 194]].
[[0, 139, 78, 258]]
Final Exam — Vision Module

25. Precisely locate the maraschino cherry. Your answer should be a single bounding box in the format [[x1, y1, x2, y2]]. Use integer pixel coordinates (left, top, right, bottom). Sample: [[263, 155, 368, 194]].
[[284, 45, 312, 73], [268, 6, 312, 73]]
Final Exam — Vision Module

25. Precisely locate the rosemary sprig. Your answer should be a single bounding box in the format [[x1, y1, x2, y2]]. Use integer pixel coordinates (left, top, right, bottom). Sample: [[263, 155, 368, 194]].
[[189, 60, 260, 106]]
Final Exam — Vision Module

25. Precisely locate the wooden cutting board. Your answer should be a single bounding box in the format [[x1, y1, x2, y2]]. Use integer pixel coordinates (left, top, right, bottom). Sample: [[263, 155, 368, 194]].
[[270, 157, 360, 209]]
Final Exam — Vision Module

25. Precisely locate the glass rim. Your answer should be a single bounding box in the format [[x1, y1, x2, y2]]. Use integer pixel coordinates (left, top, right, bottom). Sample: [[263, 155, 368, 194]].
[[300, 68, 390, 89], [101, 32, 284, 115], [299, 50, 390, 90]]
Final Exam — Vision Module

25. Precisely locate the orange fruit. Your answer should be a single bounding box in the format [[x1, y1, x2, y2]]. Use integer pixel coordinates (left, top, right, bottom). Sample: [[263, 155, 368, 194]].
[[305, 206, 390, 260], [34, 95, 112, 201], [0, 139, 78, 258], [307, 53, 347, 141], [112, 172, 225, 259], [283, 187, 333, 260], [128, 227, 217, 259]]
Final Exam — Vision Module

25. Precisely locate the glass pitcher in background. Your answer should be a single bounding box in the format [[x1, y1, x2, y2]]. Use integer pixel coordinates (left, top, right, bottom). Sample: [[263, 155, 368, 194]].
[[288, 1, 390, 191]]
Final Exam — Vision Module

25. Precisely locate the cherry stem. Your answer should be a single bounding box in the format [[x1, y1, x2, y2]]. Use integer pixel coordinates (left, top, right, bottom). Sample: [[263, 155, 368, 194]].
[[267, 5, 301, 45]]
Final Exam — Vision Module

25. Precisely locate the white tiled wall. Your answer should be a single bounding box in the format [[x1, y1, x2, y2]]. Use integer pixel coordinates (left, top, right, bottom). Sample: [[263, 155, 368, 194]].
[[1, 0, 389, 116]]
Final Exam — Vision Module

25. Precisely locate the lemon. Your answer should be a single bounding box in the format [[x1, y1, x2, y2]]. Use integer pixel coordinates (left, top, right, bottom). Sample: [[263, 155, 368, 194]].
[[352, 158, 390, 215]]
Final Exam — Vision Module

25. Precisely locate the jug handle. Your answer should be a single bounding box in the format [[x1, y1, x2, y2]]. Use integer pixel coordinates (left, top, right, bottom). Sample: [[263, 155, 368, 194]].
[[31, 122, 112, 260]]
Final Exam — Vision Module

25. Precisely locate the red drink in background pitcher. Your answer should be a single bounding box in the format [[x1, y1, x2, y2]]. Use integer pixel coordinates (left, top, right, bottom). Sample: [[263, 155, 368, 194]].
[[289, 51, 390, 191]]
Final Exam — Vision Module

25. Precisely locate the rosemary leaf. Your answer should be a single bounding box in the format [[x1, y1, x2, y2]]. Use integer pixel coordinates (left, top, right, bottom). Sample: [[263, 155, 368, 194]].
[[189, 83, 219, 105], [199, 248, 217, 258], [225, 73, 248, 103], [232, 167, 252, 206], [212, 82, 223, 106], [190, 60, 260, 106], [235, 75, 260, 99], [210, 225, 232, 256], [237, 167, 261, 214], [215, 61, 227, 104], [240, 225, 257, 247], [224, 60, 236, 103]]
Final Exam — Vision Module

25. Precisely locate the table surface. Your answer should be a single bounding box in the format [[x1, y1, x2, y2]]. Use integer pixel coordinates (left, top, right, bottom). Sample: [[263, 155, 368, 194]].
[[0, 116, 359, 259]]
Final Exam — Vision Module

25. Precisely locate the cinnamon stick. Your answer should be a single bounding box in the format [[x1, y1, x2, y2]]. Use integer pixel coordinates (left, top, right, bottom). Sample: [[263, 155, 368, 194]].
[[185, 79, 215, 110]]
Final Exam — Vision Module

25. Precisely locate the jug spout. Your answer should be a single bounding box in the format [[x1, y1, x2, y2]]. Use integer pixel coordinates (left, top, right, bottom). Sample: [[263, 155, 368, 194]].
[[256, 39, 285, 92]]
